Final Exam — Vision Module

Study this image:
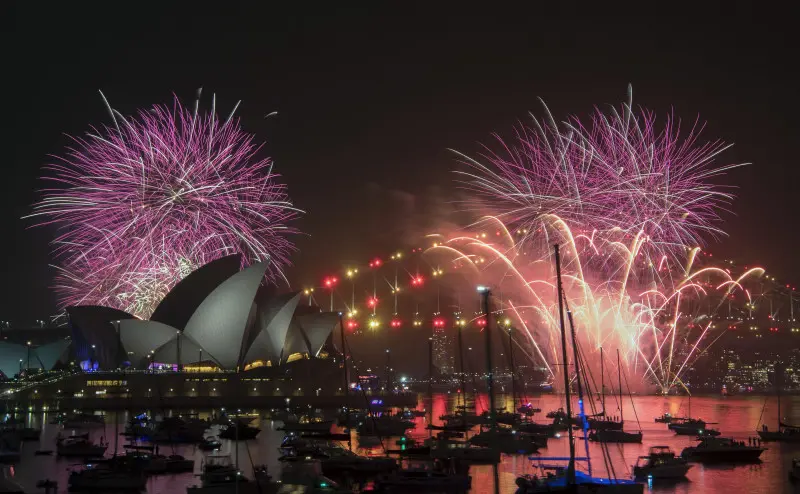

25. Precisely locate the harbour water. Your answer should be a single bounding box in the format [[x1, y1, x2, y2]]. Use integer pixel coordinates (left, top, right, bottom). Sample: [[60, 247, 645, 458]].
[[5, 393, 799, 493]]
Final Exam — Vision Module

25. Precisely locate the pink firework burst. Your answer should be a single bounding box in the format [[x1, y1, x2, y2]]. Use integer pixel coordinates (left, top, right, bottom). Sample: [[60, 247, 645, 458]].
[[455, 86, 744, 254], [27, 93, 301, 318]]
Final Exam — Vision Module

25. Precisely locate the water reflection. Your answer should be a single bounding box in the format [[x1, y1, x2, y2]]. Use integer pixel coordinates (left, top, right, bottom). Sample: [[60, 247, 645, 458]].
[[5, 394, 799, 493]]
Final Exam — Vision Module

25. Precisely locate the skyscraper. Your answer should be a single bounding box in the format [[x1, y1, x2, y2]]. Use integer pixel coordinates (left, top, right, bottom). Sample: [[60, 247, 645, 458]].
[[432, 327, 454, 375]]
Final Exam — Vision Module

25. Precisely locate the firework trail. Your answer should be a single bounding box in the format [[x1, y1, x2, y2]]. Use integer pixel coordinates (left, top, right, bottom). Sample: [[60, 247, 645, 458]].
[[426, 215, 763, 393], [439, 89, 757, 392], [27, 91, 301, 318]]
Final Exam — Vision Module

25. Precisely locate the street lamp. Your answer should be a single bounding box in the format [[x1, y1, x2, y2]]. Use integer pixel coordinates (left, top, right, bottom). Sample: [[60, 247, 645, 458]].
[[323, 276, 339, 311], [345, 268, 359, 313], [303, 288, 315, 306], [368, 257, 382, 316]]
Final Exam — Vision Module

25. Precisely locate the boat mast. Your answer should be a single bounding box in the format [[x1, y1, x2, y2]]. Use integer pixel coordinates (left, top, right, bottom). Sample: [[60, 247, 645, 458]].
[[479, 286, 500, 494], [600, 347, 605, 414], [338, 314, 352, 451], [777, 370, 781, 430], [428, 336, 433, 439], [457, 323, 466, 411], [617, 349, 623, 424], [508, 324, 517, 412], [554, 244, 576, 485], [566, 307, 591, 477]]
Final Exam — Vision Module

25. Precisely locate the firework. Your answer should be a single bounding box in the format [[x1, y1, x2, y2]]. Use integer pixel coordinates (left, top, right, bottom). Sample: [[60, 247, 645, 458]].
[[427, 216, 764, 393], [455, 86, 744, 256], [28, 92, 301, 318]]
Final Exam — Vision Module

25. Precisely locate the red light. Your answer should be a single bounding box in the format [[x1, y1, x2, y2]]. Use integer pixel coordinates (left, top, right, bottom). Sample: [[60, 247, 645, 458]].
[[346, 320, 359, 330], [433, 317, 446, 328], [323, 276, 338, 289], [410, 275, 425, 287], [390, 318, 402, 328], [366, 296, 379, 309], [476, 318, 487, 327], [369, 257, 383, 268]]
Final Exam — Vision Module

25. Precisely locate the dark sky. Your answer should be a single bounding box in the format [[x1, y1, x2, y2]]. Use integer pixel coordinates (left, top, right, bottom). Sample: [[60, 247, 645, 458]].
[[5, 3, 799, 325]]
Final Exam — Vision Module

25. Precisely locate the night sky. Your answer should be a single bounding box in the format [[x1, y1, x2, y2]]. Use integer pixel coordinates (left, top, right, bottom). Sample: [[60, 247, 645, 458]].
[[6, 4, 799, 325]]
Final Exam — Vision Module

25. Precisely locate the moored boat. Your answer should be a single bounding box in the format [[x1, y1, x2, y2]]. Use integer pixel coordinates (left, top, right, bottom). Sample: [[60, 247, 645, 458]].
[[654, 413, 673, 424], [218, 422, 260, 440], [632, 446, 691, 479], [680, 437, 765, 463], [67, 463, 146, 491], [375, 462, 471, 492], [589, 429, 642, 444], [56, 436, 107, 458]]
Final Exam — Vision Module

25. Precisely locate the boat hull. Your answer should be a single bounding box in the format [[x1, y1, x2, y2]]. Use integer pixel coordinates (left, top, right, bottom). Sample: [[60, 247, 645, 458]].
[[757, 430, 800, 442], [682, 448, 764, 462], [589, 431, 643, 443], [633, 464, 690, 479]]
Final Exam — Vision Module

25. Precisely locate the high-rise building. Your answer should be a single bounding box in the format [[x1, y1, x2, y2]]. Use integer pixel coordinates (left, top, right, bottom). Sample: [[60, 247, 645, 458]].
[[432, 327, 454, 375]]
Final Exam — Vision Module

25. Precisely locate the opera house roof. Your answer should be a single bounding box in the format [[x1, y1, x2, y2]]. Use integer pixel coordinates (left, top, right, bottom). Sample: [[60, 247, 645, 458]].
[[0, 255, 340, 377]]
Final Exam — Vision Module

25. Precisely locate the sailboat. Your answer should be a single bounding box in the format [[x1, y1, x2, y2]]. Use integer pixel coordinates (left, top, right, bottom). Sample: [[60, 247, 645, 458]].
[[589, 350, 642, 444], [668, 395, 719, 436], [514, 244, 643, 494], [757, 376, 800, 442], [577, 347, 623, 431]]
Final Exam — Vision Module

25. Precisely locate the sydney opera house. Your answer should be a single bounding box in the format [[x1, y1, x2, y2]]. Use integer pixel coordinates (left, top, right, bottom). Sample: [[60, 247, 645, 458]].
[[0, 255, 384, 408]]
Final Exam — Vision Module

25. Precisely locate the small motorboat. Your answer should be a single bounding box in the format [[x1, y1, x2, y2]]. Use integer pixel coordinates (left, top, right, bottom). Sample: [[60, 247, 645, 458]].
[[515, 420, 558, 437], [320, 447, 397, 476], [468, 428, 542, 454], [56, 436, 107, 458], [429, 440, 499, 464], [589, 429, 643, 444], [386, 437, 431, 456], [518, 403, 541, 415], [1, 426, 41, 441], [654, 413, 673, 424], [0, 450, 20, 464], [375, 465, 471, 492], [63, 412, 105, 429], [68, 464, 146, 491], [790, 457, 800, 482], [279, 418, 334, 433], [218, 422, 260, 440], [680, 437, 765, 463], [427, 422, 470, 432], [357, 435, 383, 448], [164, 454, 194, 473], [668, 417, 709, 435], [198, 436, 222, 451], [695, 428, 722, 438], [187, 454, 271, 493], [632, 446, 691, 479]]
